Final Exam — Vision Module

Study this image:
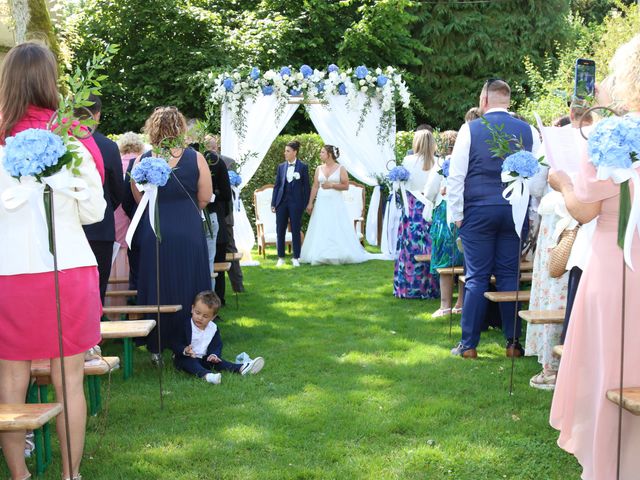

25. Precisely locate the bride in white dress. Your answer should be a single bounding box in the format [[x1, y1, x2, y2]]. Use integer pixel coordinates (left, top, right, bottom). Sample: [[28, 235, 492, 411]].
[[300, 145, 371, 265]]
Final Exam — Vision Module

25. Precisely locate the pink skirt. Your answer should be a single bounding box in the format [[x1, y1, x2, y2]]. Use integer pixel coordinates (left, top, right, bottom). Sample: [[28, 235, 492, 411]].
[[0, 266, 102, 360]]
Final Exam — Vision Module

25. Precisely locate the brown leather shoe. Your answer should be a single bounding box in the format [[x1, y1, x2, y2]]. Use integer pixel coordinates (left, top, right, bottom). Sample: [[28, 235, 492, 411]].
[[462, 348, 478, 359], [505, 343, 524, 358]]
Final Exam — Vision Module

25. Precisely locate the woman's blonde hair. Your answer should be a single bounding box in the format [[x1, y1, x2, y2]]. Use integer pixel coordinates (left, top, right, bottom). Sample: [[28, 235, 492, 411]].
[[412, 129, 435, 170], [439, 130, 458, 156], [143, 106, 187, 147], [0, 42, 59, 142], [117, 131, 145, 155], [609, 34, 640, 111]]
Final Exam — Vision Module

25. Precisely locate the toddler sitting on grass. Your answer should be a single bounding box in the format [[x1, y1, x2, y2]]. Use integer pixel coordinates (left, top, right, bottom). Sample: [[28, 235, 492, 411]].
[[173, 290, 264, 384]]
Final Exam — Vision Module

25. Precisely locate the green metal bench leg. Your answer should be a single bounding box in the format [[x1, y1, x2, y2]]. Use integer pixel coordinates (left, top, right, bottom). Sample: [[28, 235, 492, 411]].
[[123, 337, 133, 379], [27, 382, 38, 403], [34, 427, 45, 476], [35, 384, 53, 467], [87, 376, 97, 416], [94, 376, 102, 413]]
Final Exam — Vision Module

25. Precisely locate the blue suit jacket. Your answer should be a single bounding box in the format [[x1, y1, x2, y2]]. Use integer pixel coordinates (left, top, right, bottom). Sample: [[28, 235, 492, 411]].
[[173, 318, 223, 358], [271, 159, 310, 209]]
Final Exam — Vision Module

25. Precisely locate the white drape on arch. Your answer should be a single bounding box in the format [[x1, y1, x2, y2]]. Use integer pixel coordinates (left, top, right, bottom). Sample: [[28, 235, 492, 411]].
[[305, 94, 395, 246], [220, 92, 396, 253]]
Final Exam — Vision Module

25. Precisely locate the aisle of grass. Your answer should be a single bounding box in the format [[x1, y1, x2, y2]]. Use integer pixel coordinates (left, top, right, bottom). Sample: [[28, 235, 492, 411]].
[[5, 252, 581, 479]]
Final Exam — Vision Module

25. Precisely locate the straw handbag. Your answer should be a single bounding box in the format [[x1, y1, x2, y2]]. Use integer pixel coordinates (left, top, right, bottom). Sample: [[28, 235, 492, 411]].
[[549, 226, 580, 278]]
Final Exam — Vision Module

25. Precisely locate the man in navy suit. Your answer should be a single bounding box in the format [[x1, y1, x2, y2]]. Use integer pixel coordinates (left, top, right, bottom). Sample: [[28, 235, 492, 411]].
[[271, 140, 310, 267], [447, 79, 540, 358], [80, 95, 124, 303]]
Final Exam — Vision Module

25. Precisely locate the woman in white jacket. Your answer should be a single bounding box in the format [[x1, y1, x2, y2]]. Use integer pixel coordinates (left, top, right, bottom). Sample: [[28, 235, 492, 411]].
[[0, 43, 106, 480]]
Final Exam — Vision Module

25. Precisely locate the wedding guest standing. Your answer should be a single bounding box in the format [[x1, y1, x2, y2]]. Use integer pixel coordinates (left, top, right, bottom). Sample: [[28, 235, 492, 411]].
[[428, 130, 464, 316], [80, 94, 124, 304], [271, 140, 310, 267], [393, 129, 440, 299], [448, 79, 540, 358], [132, 107, 212, 364], [0, 42, 106, 480], [550, 35, 640, 479]]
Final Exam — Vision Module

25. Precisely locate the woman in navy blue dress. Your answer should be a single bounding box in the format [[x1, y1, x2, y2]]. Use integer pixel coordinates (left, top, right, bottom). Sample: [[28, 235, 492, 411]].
[[132, 107, 212, 362]]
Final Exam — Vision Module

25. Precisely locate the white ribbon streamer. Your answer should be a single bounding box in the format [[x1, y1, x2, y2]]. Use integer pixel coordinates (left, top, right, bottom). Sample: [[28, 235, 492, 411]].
[[392, 180, 410, 217], [408, 188, 434, 221], [538, 191, 579, 246], [366, 185, 381, 246], [1, 169, 91, 266], [598, 162, 640, 270], [231, 185, 241, 212], [125, 183, 159, 248], [501, 172, 530, 238]]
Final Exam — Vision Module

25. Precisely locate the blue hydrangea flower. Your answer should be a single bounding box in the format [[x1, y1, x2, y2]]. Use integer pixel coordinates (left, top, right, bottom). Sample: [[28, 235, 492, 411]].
[[355, 65, 369, 79], [3, 128, 67, 178], [300, 65, 313, 78], [377, 75, 388, 87], [502, 150, 540, 178], [262, 85, 274, 96], [228, 170, 242, 187], [250, 67, 260, 81], [441, 158, 450, 178], [289, 88, 302, 96], [317, 81, 325, 93], [223, 78, 235, 92], [131, 157, 172, 187], [327, 64, 339, 73], [280, 66, 291, 77], [387, 166, 411, 182], [337, 83, 347, 95], [588, 116, 640, 170]]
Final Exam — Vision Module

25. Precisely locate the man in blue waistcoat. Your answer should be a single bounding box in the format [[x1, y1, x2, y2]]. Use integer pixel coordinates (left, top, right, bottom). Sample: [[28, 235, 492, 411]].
[[447, 79, 540, 358]]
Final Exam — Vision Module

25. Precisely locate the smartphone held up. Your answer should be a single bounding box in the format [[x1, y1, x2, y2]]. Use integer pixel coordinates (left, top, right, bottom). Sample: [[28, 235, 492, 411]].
[[574, 58, 596, 99]]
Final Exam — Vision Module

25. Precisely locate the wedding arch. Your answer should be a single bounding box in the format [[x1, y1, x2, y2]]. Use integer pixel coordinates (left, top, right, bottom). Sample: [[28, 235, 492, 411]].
[[207, 64, 412, 260]]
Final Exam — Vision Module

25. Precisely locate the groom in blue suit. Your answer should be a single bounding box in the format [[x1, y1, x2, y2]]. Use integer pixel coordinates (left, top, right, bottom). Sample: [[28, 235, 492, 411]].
[[271, 140, 310, 267], [447, 79, 540, 358]]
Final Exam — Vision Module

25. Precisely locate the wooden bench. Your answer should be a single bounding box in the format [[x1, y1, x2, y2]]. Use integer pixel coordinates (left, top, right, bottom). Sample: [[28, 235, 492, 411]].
[[552, 345, 563, 358], [606, 388, 640, 416], [102, 304, 182, 320], [483, 290, 531, 303], [213, 262, 232, 272], [459, 272, 533, 285], [100, 320, 156, 379], [31, 357, 120, 416], [225, 252, 243, 262], [105, 289, 137, 298], [414, 254, 431, 262], [519, 309, 565, 324], [436, 261, 533, 277], [0, 403, 63, 475], [107, 277, 129, 285]]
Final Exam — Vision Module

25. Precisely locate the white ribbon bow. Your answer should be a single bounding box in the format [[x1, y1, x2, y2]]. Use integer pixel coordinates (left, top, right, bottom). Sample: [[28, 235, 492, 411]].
[[0, 169, 91, 265], [231, 186, 241, 212], [539, 191, 579, 246], [501, 171, 530, 238], [597, 162, 640, 270], [126, 183, 159, 247], [392, 180, 410, 217]]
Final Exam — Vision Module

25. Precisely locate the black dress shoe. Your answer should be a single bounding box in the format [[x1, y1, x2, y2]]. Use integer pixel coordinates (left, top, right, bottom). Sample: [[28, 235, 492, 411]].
[[506, 341, 524, 358]]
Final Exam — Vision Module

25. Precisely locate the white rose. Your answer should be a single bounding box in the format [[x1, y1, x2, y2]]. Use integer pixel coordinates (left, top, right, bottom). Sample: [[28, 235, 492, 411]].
[[366, 75, 372, 82], [375, 67, 382, 75], [233, 72, 241, 80], [360, 86, 368, 92], [359, 79, 366, 86]]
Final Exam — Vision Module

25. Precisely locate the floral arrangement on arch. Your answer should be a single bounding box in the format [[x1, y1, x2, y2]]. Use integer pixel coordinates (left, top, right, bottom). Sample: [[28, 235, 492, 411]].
[[207, 64, 411, 145]]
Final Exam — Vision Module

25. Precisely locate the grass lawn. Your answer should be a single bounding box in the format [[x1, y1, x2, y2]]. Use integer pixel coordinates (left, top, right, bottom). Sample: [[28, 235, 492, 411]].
[[4, 250, 581, 479]]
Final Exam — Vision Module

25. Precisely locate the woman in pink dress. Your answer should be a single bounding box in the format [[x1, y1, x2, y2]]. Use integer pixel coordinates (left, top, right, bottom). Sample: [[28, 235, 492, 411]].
[[0, 43, 106, 480], [549, 35, 640, 480]]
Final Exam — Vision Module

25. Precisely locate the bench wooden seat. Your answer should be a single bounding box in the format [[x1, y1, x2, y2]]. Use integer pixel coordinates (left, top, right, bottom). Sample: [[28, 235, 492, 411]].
[[459, 272, 533, 285], [100, 320, 156, 339], [102, 305, 182, 320], [436, 261, 533, 277], [31, 357, 120, 416], [101, 320, 155, 380], [225, 252, 243, 261], [107, 277, 129, 284], [105, 289, 137, 297], [483, 290, 531, 303], [414, 254, 431, 262], [606, 388, 640, 415], [519, 309, 565, 324], [213, 262, 232, 272], [552, 345, 563, 358], [0, 403, 62, 431]]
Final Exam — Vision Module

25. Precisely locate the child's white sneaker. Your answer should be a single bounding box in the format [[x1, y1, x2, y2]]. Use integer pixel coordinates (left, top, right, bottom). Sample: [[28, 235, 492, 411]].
[[291, 258, 300, 267], [204, 372, 222, 384], [276, 258, 285, 267], [240, 356, 264, 375]]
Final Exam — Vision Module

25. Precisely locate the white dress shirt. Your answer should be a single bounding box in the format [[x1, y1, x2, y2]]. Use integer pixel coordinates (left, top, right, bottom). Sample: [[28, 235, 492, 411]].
[[447, 108, 542, 222], [190, 320, 217, 357], [286, 161, 296, 183]]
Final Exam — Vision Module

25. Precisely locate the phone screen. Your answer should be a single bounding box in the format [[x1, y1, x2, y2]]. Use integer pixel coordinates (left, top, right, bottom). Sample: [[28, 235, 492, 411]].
[[575, 59, 596, 99]]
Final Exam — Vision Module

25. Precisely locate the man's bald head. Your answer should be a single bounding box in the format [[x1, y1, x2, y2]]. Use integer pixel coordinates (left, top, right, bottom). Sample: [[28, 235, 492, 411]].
[[479, 79, 511, 113]]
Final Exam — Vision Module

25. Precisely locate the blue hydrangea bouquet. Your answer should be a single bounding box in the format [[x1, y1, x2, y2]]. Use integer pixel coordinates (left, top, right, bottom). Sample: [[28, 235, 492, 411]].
[[228, 170, 242, 187], [587, 114, 640, 268]]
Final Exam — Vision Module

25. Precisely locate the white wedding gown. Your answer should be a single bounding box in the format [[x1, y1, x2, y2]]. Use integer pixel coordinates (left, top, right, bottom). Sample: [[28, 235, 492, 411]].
[[300, 167, 373, 265]]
